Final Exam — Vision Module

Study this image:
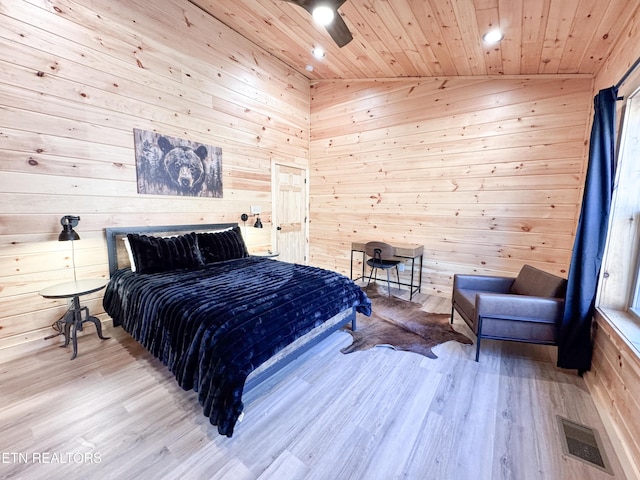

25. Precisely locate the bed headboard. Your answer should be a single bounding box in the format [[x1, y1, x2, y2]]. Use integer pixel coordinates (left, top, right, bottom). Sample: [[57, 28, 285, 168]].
[[105, 223, 238, 276]]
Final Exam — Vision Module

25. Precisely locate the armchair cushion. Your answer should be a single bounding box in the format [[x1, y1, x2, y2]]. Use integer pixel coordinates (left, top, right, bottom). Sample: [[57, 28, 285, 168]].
[[476, 293, 564, 343], [476, 293, 565, 320], [510, 264, 566, 298]]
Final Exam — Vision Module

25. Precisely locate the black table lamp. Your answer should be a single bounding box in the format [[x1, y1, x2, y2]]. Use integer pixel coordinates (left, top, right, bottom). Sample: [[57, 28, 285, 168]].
[[59, 215, 80, 280]]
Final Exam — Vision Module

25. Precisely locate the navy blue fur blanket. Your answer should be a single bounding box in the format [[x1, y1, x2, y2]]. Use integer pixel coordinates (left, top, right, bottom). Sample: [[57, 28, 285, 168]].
[[103, 257, 371, 436]]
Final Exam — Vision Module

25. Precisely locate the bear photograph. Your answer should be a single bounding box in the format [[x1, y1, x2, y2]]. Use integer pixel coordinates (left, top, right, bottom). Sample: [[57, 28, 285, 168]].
[[133, 128, 223, 198]]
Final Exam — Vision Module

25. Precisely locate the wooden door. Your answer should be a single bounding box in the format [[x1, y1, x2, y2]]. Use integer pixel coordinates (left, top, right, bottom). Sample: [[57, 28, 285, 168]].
[[273, 164, 307, 264]]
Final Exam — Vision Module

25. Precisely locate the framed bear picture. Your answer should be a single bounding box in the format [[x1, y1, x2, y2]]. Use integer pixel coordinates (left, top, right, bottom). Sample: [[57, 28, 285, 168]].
[[133, 128, 223, 197]]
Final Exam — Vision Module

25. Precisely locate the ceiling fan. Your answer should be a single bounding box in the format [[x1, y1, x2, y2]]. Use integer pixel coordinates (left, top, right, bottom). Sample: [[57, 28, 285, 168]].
[[283, 0, 353, 47]]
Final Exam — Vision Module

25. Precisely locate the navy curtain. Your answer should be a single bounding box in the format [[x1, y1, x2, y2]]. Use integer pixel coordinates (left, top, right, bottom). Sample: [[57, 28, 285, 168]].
[[557, 86, 618, 373]]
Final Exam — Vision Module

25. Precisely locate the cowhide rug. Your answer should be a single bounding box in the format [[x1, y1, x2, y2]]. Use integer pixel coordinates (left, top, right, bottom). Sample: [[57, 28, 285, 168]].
[[341, 288, 472, 359]]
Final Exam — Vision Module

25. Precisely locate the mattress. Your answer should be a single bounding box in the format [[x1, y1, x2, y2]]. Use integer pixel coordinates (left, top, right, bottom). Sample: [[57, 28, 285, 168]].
[[103, 256, 371, 436]]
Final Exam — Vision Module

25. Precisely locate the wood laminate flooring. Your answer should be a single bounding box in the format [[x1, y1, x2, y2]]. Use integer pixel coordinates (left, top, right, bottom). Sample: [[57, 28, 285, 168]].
[[0, 290, 631, 479]]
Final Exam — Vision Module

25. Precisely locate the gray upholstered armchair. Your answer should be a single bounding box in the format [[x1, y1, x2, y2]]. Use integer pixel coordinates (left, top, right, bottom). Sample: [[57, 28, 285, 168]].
[[451, 265, 567, 361]]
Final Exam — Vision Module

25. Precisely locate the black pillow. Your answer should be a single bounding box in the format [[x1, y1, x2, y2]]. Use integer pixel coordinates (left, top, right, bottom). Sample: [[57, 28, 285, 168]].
[[197, 227, 249, 264], [126, 232, 204, 274]]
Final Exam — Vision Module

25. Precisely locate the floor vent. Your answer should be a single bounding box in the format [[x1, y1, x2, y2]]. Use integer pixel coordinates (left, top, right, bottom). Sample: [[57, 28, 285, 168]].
[[557, 416, 613, 475]]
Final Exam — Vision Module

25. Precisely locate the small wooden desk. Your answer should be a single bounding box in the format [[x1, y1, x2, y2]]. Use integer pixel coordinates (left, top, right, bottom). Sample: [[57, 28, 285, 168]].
[[350, 241, 424, 300]]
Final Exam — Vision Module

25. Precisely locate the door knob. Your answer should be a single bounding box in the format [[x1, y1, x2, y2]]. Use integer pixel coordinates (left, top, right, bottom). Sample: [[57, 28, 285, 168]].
[[276, 226, 282, 230]]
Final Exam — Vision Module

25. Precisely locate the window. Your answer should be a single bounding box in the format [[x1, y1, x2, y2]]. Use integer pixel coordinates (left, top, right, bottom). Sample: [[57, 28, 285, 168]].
[[631, 258, 640, 319], [598, 84, 640, 327], [619, 92, 640, 319]]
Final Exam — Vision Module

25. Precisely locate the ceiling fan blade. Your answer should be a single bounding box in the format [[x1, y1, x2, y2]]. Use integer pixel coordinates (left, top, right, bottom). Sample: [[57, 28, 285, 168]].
[[324, 12, 352, 47], [283, 0, 353, 47], [283, 0, 313, 13], [284, 0, 348, 10]]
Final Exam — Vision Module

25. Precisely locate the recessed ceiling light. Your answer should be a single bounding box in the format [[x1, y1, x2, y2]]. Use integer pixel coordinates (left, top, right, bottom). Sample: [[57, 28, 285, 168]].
[[312, 46, 326, 59], [483, 28, 503, 44], [305, 64, 314, 72], [312, 5, 334, 26]]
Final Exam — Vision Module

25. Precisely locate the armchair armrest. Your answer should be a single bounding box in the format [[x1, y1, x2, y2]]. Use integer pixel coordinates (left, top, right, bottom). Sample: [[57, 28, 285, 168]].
[[476, 293, 565, 323], [453, 274, 515, 294]]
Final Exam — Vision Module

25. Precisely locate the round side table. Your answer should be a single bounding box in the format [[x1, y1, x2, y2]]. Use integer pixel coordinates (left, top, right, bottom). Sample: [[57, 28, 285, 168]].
[[39, 278, 110, 360], [252, 251, 280, 258]]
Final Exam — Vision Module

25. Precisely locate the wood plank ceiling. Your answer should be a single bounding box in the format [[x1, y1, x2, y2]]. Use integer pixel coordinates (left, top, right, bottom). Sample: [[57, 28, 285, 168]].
[[190, 0, 636, 80]]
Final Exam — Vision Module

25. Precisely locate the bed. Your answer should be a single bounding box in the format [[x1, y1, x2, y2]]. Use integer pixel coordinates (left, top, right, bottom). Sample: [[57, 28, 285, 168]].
[[102, 223, 371, 437]]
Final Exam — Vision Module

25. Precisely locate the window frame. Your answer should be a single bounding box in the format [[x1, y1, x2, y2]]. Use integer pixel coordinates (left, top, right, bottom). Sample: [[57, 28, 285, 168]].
[[623, 91, 640, 319], [597, 82, 640, 331]]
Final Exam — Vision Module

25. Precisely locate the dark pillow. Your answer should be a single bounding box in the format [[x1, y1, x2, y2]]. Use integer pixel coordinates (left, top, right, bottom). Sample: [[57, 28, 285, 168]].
[[126, 232, 204, 274], [510, 264, 567, 298], [197, 227, 249, 263]]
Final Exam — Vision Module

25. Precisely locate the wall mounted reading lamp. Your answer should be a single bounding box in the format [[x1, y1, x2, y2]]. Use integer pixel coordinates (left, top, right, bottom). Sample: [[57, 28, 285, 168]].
[[59, 215, 80, 281], [240, 212, 263, 228]]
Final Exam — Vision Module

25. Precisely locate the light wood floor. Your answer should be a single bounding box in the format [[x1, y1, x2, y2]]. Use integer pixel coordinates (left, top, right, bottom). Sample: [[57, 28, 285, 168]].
[[0, 290, 631, 480]]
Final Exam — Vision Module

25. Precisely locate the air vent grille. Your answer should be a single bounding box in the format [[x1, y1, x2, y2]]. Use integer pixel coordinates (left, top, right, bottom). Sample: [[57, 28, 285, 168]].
[[557, 416, 613, 475]]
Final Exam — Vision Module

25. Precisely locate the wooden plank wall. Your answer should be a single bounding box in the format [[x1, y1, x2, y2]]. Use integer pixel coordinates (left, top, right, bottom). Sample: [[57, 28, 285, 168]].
[[590, 310, 640, 476], [0, 0, 310, 350], [587, 7, 640, 476], [308, 76, 593, 295]]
